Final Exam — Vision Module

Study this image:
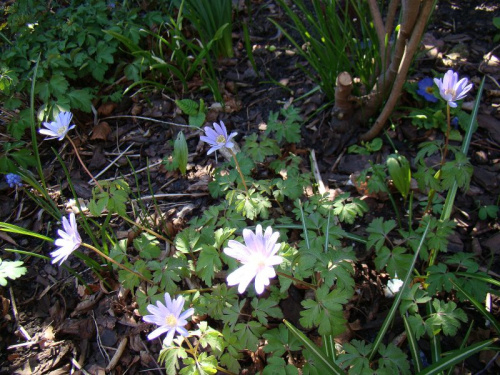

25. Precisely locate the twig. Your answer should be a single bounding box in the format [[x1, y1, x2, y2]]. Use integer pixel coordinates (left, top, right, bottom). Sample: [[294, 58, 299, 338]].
[[367, 0, 386, 61], [89, 142, 135, 184], [106, 337, 128, 372], [361, 0, 434, 140], [9, 287, 32, 341], [66, 136, 104, 192], [101, 115, 197, 128], [310, 149, 327, 195]]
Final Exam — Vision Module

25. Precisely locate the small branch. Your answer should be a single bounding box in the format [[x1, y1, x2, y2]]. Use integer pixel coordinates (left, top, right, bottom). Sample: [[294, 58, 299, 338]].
[[66, 136, 104, 192], [361, 0, 435, 140], [367, 0, 387, 61], [106, 337, 128, 372], [334, 71, 354, 117]]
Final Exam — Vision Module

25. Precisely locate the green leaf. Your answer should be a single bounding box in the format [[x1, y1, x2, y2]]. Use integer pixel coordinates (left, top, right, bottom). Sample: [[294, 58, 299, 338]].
[[196, 245, 222, 287], [426, 300, 467, 336], [176, 99, 199, 116], [387, 154, 411, 199], [284, 319, 345, 375], [400, 284, 431, 315], [366, 218, 396, 251], [0, 259, 27, 286], [175, 227, 203, 253], [263, 324, 302, 357], [233, 321, 266, 351], [251, 297, 283, 325], [377, 343, 410, 375], [67, 88, 94, 112], [332, 193, 368, 224], [374, 246, 412, 278], [133, 234, 161, 260], [159, 346, 188, 375], [242, 134, 281, 162], [263, 356, 299, 375], [173, 131, 188, 175], [299, 285, 352, 336], [338, 340, 372, 373], [440, 152, 473, 190], [49, 75, 69, 99]]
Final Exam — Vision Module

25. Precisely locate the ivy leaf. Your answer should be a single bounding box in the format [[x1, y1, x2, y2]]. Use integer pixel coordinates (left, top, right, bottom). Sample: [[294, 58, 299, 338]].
[[426, 300, 467, 336], [377, 343, 410, 375], [0, 260, 27, 286], [196, 245, 222, 287], [366, 218, 396, 251], [251, 297, 283, 325]]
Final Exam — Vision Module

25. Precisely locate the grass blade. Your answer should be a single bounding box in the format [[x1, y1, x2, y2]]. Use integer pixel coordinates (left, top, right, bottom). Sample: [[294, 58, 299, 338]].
[[403, 314, 423, 373], [284, 320, 345, 374], [416, 338, 498, 375]]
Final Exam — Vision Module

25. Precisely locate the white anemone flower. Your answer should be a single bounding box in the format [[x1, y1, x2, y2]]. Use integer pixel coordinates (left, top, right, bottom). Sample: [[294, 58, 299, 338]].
[[39, 111, 75, 141], [50, 212, 82, 265], [143, 293, 194, 346], [433, 70, 473, 108], [223, 225, 283, 294]]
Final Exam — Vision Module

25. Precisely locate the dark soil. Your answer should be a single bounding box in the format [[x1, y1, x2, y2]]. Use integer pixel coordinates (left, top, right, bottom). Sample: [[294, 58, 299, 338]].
[[1, 1, 499, 374]]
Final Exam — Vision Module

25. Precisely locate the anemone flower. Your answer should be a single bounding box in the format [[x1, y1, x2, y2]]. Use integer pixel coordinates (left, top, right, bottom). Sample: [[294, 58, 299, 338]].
[[433, 70, 473, 108], [143, 293, 194, 346], [387, 278, 404, 295], [416, 77, 438, 103], [39, 111, 75, 141], [50, 212, 82, 265], [223, 225, 283, 294], [200, 121, 237, 155], [5, 173, 22, 188]]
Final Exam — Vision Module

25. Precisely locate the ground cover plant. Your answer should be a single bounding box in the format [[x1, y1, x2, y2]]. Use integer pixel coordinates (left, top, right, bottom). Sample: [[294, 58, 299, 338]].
[[0, 0, 500, 374]]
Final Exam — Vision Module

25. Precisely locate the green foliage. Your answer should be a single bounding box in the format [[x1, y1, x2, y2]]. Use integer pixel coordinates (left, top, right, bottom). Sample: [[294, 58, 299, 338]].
[[426, 300, 467, 336], [184, 0, 233, 59], [242, 134, 281, 163], [272, 0, 380, 100], [164, 131, 189, 175], [0, 259, 27, 286], [386, 154, 411, 199], [265, 106, 302, 144], [0, 141, 37, 174], [175, 99, 206, 127], [299, 286, 352, 336], [89, 179, 131, 217], [331, 193, 368, 224], [348, 138, 383, 155], [478, 204, 498, 220], [1, 0, 157, 137]]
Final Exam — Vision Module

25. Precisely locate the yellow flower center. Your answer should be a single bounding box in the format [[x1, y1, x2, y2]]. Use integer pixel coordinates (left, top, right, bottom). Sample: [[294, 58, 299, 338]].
[[57, 127, 66, 135], [165, 314, 178, 327], [444, 88, 456, 97], [216, 135, 226, 144], [425, 87, 434, 94]]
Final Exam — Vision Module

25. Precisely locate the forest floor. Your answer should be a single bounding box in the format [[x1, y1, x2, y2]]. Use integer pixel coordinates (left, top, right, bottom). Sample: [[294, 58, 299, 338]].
[[1, 0, 500, 374]]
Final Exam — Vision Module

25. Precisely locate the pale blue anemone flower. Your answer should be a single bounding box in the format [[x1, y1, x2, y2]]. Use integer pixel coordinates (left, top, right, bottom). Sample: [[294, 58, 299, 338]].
[[200, 121, 237, 155], [51, 213, 82, 265], [143, 293, 194, 346], [224, 225, 283, 295], [39, 111, 75, 141], [433, 70, 473, 108]]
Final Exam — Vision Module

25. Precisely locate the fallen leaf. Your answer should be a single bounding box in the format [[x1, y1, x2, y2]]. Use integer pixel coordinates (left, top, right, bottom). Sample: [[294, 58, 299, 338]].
[[91, 121, 111, 141], [97, 102, 117, 116]]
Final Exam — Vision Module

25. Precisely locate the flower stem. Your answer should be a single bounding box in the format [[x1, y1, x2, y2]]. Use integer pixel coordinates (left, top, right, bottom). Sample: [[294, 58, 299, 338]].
[[81, 242, 153, 284], [120, 215, 172, 244], [277, 271, 317, 290], [441, 104, 451, 165], [66, 136, 104, 193], [228, 148, 249, 195]]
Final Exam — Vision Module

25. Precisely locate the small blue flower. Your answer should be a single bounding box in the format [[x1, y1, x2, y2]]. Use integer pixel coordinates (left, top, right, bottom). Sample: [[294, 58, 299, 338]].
[[417, 77, 438, 103], [451, 117, 459, 129], [5, 173, 22, 188]]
